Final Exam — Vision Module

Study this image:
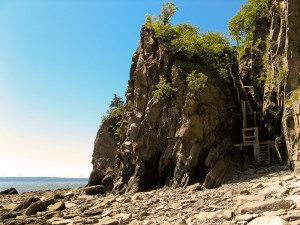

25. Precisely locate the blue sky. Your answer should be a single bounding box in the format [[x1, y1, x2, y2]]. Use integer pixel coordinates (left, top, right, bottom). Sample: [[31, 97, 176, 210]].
[[0, 0, 247, 178]]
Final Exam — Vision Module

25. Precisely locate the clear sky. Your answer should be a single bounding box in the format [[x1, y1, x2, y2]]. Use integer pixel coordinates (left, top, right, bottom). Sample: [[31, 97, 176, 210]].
[[0, 0, 247, 178]]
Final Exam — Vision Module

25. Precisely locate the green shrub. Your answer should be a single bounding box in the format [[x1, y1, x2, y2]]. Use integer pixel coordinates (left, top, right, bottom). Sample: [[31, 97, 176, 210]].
[[145, 3, 232, 82], [186, 71, 208, 94], [228, 0, 269, 42], [102, 94, 124, 140], [152, 80, 177, 100]]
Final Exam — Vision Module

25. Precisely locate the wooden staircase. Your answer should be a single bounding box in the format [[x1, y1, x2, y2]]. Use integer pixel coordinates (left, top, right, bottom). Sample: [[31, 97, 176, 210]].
[[232, 72, 271, 164], [258, 141, 271, 164]]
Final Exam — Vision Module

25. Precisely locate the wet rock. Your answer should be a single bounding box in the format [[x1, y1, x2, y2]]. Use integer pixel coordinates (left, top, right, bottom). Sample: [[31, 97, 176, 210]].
[[0, 188, 18, 195]]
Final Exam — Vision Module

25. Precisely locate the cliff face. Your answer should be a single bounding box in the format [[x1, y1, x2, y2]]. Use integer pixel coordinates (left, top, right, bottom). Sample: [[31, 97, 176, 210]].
[[239, 0, 300, 171], [89, 0, 300, 192], [114, 27, 237, 192], [89, 26, 238, 192]]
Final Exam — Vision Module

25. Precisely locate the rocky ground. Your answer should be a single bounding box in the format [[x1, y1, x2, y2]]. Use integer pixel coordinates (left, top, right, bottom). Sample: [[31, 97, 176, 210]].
[[1, 164, 300, 225]]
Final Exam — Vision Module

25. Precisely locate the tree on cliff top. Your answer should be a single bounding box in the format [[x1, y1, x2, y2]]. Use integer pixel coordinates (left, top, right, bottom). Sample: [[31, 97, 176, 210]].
[[102, 94, 124, 140], [159, 2, 178, 25], [145, 1, 178, 25], [110, 94, 124, 108]]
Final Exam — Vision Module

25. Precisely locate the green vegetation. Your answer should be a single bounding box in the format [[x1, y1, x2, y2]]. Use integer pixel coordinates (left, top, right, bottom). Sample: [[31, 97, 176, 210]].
[[228, 0, 269, 43], [275, 66, 286, 86], [186, 70, 208, 94], [158, 2, 178, 25], [145, 2, 232, 82], [152, 80, 178, 101], [102, 94, 124, 140]]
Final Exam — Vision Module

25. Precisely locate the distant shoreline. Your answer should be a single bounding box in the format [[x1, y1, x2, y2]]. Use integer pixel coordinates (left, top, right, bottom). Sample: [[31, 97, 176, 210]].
[[0, 177, 88, 182]]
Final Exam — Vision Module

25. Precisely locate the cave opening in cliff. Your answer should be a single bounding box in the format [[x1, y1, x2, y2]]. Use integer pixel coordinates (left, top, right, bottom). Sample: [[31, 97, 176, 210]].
[[139, 154, 161, 191], [191, 151, 209, 184]]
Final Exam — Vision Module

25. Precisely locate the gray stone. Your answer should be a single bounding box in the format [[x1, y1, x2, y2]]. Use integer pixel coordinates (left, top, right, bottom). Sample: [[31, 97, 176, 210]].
[[239, 199, 293, 214], [24, 200, 47, 216], [84, 185, 106, 195], [47, 202, 65, 211], [248, 216, 289, 225]]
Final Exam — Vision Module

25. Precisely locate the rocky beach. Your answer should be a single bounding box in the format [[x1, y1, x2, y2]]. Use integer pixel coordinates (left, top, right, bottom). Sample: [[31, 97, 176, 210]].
[[1, 164, 300, 225]]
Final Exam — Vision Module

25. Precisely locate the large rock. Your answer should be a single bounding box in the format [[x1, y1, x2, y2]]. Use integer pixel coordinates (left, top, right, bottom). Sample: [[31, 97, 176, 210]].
[[238, 199, 293, 214], [88, 169, 106, 186], [84, 185, 106, 195], [24, 200, 47, 216], [0, 188, 18, 195], [14, 197, 39, 211]]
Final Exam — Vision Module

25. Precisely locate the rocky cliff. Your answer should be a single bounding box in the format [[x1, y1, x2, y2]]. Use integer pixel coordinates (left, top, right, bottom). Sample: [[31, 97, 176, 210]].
[[114, 26, 238, 192], [89, 0, 300, 192], [237, 0, 300, 172], [89, 25, 240, 192]]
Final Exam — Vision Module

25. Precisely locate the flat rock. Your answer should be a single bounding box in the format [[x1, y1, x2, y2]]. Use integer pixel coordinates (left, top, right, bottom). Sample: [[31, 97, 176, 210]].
[[235, 214, 257, 222], [233, 195, 265, 208], [194, 209, 232, 221], [248, 216, 289, 225], [47, 202, 65, 211], [84, 207, 103, 216], [259, 184, 283, 197], [96, 217, 118, 225], [239, 199, 293, 214], [52, 219, 73, 225], [186, 183, 202, 191], [285, 195, 300, 208]]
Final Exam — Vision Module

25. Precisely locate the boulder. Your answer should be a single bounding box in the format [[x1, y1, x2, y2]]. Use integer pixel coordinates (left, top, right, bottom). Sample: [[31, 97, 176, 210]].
[[0, 188, 18, 195], [204, 155, 236, 189], [24, 200, 47, 216], [14, 197, 40, 211], [88, 169, 106, 186], [84, 185, 106, 195]]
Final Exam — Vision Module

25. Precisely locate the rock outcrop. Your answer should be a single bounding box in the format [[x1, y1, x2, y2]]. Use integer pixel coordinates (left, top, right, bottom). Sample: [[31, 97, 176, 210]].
[[113, 26, 238, 192], [89, 25, 239, 192], [238, 0, 300, 172], [89, 0, 300, 193]]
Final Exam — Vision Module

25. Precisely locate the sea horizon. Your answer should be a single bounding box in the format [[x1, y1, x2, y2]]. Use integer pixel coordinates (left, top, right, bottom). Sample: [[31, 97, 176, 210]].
[[0, 177, 88, 193]]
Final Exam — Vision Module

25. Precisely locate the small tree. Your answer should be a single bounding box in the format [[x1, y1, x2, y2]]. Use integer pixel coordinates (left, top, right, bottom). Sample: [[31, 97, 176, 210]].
[[110, 94, 124, 108], [102, 94, 124, 140], [158, 2, 178, 25], [152, 80, 177, 100]]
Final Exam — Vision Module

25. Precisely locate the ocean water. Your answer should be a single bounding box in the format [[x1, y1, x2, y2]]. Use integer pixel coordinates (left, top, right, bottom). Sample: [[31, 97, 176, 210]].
[[0, 177, 88, 193]]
